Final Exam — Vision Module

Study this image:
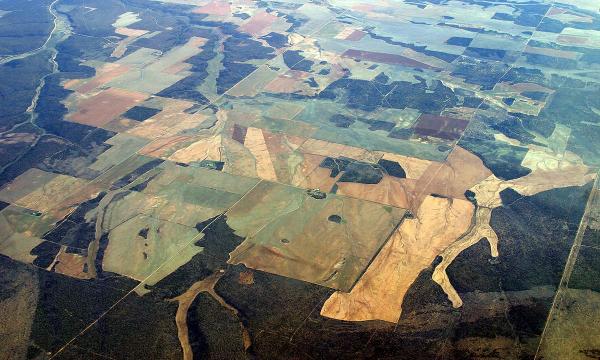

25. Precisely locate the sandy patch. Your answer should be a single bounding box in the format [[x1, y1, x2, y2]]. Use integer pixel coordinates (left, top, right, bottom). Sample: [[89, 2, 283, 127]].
[[432, 207, 498, 308], [244, 127, 278, 181], [321, 195, 473, 322], [168, 135, 224, 163]]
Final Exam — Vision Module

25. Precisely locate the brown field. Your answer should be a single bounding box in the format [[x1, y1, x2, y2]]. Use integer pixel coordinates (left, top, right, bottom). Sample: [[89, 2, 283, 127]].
[[262, 129, 306, 180], [62, 78, 81, 89], [53, 248, 91, 280], [263, 128, 305, 153], [292, 154, 339, 190], [239, 11, 278, 36], [321, 195, 474, 322], [299, 138, 382, 163], [126, 98, 203, 139], [102, 117, 141, 132], [336, 176, 418, 209], [335, 28, 366, 41], [168, 135, 223, 163], [115, 27, 148, 37], [417, 146, 493, 201], [192, 1, 231, 16], [548, 8, 593, 23], [352, 3, 375, 12], [74, 63, 131, 94], [68, 87, 147, 127], [380, 153, 432, 179], [346, 30, 366, 41], [264, 71, 309, 93], [187, 37, 207, 48], [232, 123, 248, 144], [48, 182, 107, 220], [335, 27, 355, 40], [227, 182, 406, 291], [221, 125, 308, 183], [188, 128, 328, 187], [0, 168, 90, 217], [112, 28, 149, 58], [243, 127, 278, 181]]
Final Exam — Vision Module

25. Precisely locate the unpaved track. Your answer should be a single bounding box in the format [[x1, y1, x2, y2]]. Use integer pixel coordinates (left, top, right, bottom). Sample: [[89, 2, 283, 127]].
[[534, 173, 599, 359]]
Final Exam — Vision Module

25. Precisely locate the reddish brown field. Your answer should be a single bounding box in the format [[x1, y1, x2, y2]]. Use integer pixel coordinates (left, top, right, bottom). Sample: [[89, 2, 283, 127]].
[[239, 11, 278, 36], [263, 129, 304, 154], [264, 71, 309, 93], [413, 114, 469, 141], [345, 30, 366, 41], [54, 250, 90, 280], [102, 118, 141, 132], [68, 88, 147, 127], [192, 1, 231, 16], [232, 124, 248, 144]]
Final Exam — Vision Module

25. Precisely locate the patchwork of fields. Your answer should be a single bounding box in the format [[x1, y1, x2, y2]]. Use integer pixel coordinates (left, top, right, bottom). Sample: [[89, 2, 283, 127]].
[[0, 0, 599, 358]]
